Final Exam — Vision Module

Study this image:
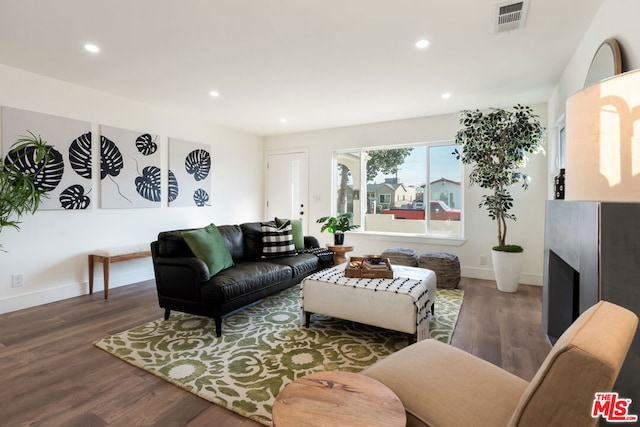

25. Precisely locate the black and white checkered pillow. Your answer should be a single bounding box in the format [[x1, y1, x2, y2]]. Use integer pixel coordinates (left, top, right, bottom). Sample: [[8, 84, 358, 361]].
[[261, 221, 297, 258]]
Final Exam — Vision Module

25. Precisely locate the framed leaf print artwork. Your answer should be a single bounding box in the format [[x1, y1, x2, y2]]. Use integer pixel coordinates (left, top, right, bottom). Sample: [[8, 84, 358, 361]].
[[168, 138, 212, 207], [100, 125, 161, 208], [1, 107, 92, 210]]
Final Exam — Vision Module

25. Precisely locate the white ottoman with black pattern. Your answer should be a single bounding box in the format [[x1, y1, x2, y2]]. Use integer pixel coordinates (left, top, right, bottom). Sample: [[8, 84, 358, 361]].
[[301, 264, 437, 342]]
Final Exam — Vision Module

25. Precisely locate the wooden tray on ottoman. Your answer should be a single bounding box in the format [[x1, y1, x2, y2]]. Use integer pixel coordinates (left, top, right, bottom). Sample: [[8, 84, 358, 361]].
[[345, 257, 393, 279]]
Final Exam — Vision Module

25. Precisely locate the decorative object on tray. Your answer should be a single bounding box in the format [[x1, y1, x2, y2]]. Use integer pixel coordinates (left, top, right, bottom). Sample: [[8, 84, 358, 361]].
[[346, 256, 393, 278], [365, 254, 383, 264], [316, 212, 359, 245]]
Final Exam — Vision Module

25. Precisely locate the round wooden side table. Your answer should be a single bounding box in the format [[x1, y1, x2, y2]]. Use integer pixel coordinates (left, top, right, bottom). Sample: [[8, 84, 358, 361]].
[[272, 370, 406, 427], [326, 244, 354, 266]]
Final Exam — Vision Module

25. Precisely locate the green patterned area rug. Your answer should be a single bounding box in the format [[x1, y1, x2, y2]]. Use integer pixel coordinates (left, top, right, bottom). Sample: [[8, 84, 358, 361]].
[[94, 285, 463, 426]]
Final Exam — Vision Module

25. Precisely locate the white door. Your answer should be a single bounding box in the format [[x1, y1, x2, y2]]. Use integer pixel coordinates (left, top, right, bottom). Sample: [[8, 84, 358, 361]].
[[266, 151, 309, 231]]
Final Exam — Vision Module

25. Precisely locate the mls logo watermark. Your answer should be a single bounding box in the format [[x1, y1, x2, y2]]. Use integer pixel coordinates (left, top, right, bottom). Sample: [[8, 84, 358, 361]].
[[592, 392, 638, 423]]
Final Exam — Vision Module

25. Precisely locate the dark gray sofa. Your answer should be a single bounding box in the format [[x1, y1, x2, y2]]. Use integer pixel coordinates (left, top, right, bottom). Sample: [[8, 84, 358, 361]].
[[150, 221, 332, 336]]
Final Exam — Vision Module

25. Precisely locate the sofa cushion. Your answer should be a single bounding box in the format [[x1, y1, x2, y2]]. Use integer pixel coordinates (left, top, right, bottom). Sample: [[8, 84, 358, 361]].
[[157, 229, 195, 257], [205, 262, 293, 300], [241, 222, 270, 260], [261, 221, 297, 258], [267, 253, 319, 277], [276, 217, 304, 250], [181, 224, 234, 277], [216, 224, 245, 262]]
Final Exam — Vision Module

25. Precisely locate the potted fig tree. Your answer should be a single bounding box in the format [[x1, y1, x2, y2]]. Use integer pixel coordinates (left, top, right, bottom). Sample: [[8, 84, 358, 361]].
[[454, 105, 544, 292], [316, 212, 359, 245]]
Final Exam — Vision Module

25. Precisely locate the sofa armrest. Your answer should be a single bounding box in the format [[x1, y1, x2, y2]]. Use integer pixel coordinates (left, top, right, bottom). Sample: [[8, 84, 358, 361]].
[[151, 255, 211, 302], [304, 235, 320, 249], [154, 256, 210, 281]]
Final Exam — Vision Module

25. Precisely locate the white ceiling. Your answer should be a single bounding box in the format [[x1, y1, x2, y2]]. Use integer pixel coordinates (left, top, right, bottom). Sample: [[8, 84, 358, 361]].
[[0, 0, 602, 136]]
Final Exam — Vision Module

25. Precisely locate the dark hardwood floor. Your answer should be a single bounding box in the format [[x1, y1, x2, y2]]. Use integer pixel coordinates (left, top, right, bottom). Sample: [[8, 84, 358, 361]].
[[0, 277, 551, 426]]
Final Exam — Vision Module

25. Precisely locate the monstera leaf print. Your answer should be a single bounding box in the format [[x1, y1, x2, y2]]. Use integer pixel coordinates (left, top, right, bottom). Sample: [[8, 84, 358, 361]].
[[69, 132, 92, 179], [136, 133, 158, 156], [100, 135, 123, 179], [193, 188, 209, 207], [168, 169, 179, 202], [59, 184, 90, 209], [185, 149, 211, 181], [4, 145, 64, 192], [135, 166, 161, 202]]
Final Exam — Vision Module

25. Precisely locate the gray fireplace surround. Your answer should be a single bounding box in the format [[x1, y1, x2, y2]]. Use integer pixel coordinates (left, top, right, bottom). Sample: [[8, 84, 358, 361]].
[[543, 200, 640, 416]]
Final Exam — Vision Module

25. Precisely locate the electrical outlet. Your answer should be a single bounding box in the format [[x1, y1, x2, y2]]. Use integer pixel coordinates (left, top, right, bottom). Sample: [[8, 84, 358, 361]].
[[479, 255, 488, 266], [12, 273, 24, 288]]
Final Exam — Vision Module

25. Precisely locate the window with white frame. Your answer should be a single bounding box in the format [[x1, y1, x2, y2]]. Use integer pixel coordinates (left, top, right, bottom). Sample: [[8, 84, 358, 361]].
[[334, 142, 463, 237]]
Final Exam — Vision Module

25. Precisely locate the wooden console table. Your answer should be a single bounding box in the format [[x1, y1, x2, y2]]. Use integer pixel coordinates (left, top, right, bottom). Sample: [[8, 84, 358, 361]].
[[272, 371, 405, 427], [88, 245, 151, 299]]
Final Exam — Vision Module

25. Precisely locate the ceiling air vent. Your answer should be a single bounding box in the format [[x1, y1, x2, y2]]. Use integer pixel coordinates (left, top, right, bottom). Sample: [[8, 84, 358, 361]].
[[494, 0, 529, 33]]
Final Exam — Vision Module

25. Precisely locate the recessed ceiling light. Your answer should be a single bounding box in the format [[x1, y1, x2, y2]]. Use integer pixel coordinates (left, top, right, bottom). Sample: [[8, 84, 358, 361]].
[[415, 39, 430, 49], [209, 90, 220, 97], [441, 93, 451, 99], [84, 44, 100, 53], [280, 118, 287, 123]]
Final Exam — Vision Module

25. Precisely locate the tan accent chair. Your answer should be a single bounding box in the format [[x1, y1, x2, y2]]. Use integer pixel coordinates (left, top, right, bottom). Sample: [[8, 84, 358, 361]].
[[363, 301, 638, 427]]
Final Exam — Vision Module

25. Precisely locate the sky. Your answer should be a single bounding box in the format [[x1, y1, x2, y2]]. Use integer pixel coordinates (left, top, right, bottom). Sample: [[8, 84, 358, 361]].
[[373, 144, 461, 186]]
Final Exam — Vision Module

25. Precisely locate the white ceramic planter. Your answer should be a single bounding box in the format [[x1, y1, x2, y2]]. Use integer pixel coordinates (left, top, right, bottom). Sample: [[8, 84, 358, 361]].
[[491, 249, 524, 293]]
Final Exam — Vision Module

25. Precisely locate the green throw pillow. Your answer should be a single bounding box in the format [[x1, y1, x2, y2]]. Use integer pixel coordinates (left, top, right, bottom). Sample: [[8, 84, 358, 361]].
[[276, 217, 304, 250], [182, 224, 234, 277]]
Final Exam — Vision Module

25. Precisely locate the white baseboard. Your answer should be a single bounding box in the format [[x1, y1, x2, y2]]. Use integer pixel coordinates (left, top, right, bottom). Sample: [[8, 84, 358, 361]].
[[462, 267, 542, 286], [0, 268, 154, 314]]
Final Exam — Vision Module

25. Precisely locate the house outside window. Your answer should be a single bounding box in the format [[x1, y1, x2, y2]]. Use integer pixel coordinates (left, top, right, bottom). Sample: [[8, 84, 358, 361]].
[[334, 142, 463, 238]]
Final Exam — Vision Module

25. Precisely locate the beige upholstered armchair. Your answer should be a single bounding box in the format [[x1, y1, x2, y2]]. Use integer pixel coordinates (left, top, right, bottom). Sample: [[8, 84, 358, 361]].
[[363, 301, 638, 427]]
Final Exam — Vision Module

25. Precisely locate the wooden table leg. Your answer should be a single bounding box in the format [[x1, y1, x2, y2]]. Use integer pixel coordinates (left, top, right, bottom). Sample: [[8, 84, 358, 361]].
[[88, 255, 94, 295], [103, 257, 110, 300]]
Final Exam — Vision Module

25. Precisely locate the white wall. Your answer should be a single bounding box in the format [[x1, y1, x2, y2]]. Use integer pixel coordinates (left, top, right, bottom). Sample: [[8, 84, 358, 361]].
[[0, 64, 264, 313], [265, 105, 549, 286], [547, 0, 640, 194]]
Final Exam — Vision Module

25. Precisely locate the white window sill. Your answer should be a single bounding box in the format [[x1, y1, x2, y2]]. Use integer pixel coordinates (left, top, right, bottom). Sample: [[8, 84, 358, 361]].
[[347, 231, 465, 247]]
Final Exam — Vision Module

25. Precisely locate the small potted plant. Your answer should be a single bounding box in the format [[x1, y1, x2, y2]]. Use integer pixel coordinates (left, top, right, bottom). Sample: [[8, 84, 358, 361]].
[[316, 212, 359, 245], [454, 105, 544, 292]]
